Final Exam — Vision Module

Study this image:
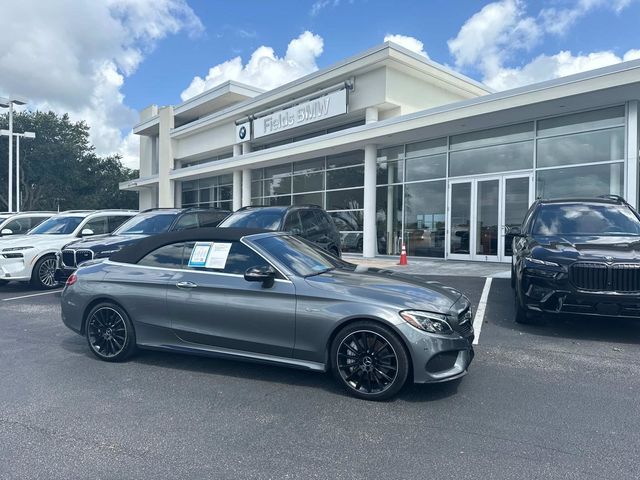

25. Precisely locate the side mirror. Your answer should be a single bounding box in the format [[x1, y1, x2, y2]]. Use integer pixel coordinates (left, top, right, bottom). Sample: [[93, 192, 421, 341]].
[[1, 228, 13, 235], [244, 265, 276, 288], [507, 226, 523, 237], [81, 228, 95, 236]]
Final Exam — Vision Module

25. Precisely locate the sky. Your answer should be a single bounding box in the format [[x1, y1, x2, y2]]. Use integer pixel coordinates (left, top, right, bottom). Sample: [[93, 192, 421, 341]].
[[0, 0, 639, 169]]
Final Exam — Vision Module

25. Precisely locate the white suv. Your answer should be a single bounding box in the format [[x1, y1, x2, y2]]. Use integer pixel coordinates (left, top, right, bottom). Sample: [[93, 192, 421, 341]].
[[0, 212, 55, 238], [0, 210, 136, 289]]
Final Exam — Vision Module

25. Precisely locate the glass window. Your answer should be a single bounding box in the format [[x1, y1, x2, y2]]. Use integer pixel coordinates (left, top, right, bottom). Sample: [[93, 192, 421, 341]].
[[283, 211, 303, 234], [138, 243, 185, 268], [173, 213, 199, 231], [184, 241, 270, 275], [449, 141, 533, 177], [404, 181, 446, 258], [264, 164, 291, 178], [405, 137, 447, 158], [330, 211, 363, 231], [536, 163, 624, 199], [450, 122, 534, 151], [108, 216, 130, 232], [264, 176, 291, 196], [326, 166, 364, 189], [3, 218, 31, 234], [182, 190, 197, 206], [326, 188, 363, 210], [327, 151, 363, 169], [536, 127, 624, 168], [293, 192, 323, 206], [182, 181, 197, 191], [377, 146, 404, 162], [252, 169, 264, 181], [293, 172, 324, 193], [537, 106, 625, 137], [83, 217, 109, 235], [405, 154, 447, 182], [219, 208, 284, 230], [197, 211, 230, 227], [376, 185, 403, 255], [267, 196, 292, 206], [299, 210, 318, 232], [294, 158, 324, 173], [115, 213, 176, 235], [377, 160, 403, 185], [532, 203, 640, 236], [251, 181, 263, 198]]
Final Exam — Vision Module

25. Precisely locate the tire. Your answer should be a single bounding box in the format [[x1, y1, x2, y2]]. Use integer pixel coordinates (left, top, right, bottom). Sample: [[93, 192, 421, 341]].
[[330, 321, 409, 401], [514, 284, 544, 325], [31, 255, 59, 290], [85, 302, 137, 362]]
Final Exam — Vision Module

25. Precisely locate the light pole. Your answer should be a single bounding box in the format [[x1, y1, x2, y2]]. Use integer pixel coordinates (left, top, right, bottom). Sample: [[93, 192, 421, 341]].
[[0, 95, 28, 212], [0, 130, 36, 212]]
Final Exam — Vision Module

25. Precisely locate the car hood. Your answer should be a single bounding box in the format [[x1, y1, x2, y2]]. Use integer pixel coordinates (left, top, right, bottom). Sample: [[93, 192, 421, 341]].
[[531, 235, 640, 263], [64, 234, 147, 251], [0, 233, 78, 251], [304, 267, 463, 313]]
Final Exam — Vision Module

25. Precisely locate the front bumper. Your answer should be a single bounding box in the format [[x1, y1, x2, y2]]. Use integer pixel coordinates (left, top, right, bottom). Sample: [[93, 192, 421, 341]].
[[521, 270, 640, 318], [0, 255, 33, 281], [396, 322, 474, 384]]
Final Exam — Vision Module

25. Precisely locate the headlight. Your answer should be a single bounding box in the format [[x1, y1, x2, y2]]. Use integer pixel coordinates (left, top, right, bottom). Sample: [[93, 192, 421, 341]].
[[525, 257, 560, 267], [400, 310, 453, 334], [2, 246, 34, 252]]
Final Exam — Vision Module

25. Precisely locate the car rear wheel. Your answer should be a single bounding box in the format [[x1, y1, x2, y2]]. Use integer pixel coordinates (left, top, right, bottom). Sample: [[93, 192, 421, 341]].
[[330, 321, 409, 400], [85, 303, 137, 362], [31, 255, 59, 289]]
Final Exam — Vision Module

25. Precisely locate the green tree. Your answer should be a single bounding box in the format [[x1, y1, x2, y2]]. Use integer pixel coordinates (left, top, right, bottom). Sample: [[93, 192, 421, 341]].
[[0, 111, 138, 211]]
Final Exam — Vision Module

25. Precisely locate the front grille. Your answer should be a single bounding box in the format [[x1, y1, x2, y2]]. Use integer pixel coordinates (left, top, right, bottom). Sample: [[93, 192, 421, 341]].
[[61, 250, 76, 268], [75, 250, 94, 265], [570, 262, 640, 292]]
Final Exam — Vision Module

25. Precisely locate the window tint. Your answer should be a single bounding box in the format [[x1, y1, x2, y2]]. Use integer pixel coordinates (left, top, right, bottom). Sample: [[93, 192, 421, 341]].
[[115, 213, 176, 235], [184, 241, 270, 275], [3, 218, 31, 234], [29, 216, 83, 235], [108, 216, 130, 232], [299, 210, 317, 232], [173, 213, 199, 231], [219, 209, 284, 230], [138, 243, 185, 268], [83, 217, 109, 235], [532, 204, 640, 236], [197, 211, 229, 227], [283, 211, 302, 234]]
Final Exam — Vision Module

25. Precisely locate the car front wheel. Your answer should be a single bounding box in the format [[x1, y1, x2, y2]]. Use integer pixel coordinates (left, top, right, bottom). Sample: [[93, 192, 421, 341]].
[[330, 321, 409, 400], [85, 302, 137, 362], [31, 255, 59, 289]]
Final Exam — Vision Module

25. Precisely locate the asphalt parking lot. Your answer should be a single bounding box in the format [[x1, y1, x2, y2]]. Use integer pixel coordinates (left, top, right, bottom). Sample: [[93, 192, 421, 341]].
[[1, 276, 640, 479]]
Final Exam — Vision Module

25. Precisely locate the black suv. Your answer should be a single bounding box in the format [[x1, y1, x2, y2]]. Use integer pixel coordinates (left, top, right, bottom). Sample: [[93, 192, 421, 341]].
[[218, 205, 342, 256], [511, 196, 640, 324], [55, 207, 230, 281]]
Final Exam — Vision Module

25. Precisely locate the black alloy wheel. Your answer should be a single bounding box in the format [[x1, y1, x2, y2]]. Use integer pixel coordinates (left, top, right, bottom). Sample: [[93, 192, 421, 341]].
[[31, 255, 58, 289], [331, 321, 409, 400], [86, 303, 137, 362]]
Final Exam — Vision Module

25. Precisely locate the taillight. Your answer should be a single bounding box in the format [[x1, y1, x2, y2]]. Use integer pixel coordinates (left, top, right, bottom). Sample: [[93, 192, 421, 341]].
[[66, 273, 78, 287]]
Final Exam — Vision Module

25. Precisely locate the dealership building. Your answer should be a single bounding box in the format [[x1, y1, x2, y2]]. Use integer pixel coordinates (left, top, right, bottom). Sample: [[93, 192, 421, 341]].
[[121, 42, 640, 261]]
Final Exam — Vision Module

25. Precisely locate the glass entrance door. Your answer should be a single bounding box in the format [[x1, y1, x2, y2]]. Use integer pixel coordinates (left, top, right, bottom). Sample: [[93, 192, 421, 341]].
[[447, 174, 532, 262]]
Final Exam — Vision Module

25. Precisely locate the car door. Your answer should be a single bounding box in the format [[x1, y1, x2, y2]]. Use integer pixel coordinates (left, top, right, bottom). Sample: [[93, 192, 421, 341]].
[[166, 240, 296, 357]]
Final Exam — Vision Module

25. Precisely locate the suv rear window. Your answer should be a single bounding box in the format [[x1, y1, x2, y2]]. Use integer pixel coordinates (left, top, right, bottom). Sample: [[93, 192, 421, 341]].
[[532, 203, 640, 236], [115, 213, 176, 235], [219, 209, 283, 230]]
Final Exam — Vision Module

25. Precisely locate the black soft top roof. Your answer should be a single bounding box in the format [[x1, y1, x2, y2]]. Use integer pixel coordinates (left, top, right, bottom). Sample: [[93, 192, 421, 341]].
[[110, 227, 269, 264]]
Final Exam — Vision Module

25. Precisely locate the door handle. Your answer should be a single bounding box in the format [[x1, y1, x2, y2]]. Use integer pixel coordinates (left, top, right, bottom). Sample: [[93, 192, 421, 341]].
[[176, 281, 198, 289]]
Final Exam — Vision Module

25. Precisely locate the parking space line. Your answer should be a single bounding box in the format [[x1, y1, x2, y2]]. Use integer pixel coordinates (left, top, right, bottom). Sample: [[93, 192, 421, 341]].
[[472, 278, 492, 345], [2, 290, 62, 302]]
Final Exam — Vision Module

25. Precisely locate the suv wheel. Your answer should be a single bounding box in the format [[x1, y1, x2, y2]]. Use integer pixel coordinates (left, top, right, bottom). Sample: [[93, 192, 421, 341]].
[[31, 255, 59, 289], [514, 284, 544, 325], [330, 321, 409, 400]]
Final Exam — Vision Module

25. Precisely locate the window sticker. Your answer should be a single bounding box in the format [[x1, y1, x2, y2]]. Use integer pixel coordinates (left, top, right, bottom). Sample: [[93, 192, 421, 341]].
[[188, 242, 212, 267], [205, 242, 232, 269]]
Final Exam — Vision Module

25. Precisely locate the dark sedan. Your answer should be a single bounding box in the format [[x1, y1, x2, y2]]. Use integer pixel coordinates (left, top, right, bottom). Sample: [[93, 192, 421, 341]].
[[61, 228, 474, 400], [511, 196, 640, 324]]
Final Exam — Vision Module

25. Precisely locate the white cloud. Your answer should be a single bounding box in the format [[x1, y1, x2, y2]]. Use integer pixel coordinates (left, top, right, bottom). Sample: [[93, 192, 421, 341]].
[[310, 0, 342, 16], [448, 0, 639, 90], [383, 34, 429, 58], [180, 31, 324, 101], [487, 49, 640, 90], [0, 0, 202, 169]]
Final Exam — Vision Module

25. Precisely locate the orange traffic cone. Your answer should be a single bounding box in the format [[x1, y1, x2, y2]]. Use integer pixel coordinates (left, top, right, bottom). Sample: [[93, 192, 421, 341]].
[[399, 243, 408, 266]]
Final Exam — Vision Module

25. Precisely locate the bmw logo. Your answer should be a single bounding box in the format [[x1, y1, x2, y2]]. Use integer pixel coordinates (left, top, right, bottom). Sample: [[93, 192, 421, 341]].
[[239, 126, 247, 140]]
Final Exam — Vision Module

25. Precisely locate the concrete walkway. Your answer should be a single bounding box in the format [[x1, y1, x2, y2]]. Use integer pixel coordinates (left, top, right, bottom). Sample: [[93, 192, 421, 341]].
[[343, 254, 511, 278]]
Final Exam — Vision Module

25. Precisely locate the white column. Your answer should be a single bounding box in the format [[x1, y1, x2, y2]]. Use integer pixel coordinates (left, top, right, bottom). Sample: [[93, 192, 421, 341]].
[[233, 144, 242, 157], [363, 144, 377, 258], [233, 170, 242, 211], [365, 106, 379, 124], [242, 142, 252, 155], [242, 168, 252, 207], [157, 106, 175, 207], [626, 101, 639, 208]]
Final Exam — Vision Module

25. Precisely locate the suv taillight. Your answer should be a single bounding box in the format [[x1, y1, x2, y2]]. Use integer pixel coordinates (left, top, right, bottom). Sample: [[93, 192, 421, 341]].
[[66, 273, 77, 287]]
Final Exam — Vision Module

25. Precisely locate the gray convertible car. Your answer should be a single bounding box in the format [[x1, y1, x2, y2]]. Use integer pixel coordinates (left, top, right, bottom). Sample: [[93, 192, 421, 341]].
[[61, 228, 474, 400]]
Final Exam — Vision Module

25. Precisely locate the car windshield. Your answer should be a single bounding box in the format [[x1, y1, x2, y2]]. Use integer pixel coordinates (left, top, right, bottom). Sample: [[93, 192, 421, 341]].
[[252, 234, 352, 277], [532, 203, 640, 236], [114, 213, 176, 235], [219, 209, 283, 230], [28, 216, 84, 235]]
